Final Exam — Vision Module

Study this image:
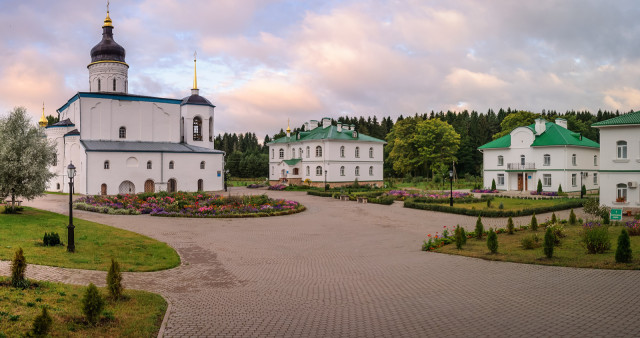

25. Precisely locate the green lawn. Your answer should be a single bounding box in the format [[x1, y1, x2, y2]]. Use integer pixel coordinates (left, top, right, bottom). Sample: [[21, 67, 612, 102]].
[[455, 197, 572, 211], [0, 278, 166, 337], [0, 207, 180, 272], [435, 224, 640, 269]]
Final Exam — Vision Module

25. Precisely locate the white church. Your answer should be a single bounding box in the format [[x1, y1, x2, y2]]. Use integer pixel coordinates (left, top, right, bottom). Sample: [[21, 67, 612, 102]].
[[44, 9, 224, 195]]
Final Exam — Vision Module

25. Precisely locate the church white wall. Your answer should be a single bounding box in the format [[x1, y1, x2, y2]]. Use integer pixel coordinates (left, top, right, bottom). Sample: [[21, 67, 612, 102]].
[[88, 62, 129, 94], [85, 151, 224, 195], [180, 104, 215, 149], [80, 97, 180, 143], [597, 125, 640, 208]]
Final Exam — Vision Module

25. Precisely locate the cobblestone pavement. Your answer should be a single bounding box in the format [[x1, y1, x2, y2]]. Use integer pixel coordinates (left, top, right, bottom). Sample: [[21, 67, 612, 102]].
[[2, 189, 640, 337]]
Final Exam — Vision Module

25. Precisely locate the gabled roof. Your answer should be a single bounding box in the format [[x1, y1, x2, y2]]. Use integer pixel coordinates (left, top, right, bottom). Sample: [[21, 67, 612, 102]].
[[64, 129, 80, 137], [81, 140, 225, 154], [478, 121, 599, 150], [592, 111, 640, 127], [47, 118, 75, 127], [269, 125, 386, 144]]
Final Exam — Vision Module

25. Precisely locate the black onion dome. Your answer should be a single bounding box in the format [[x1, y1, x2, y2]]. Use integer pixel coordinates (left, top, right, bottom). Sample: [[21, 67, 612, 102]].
[[90, 25, 126, 63], [181, 94, 215, 107]]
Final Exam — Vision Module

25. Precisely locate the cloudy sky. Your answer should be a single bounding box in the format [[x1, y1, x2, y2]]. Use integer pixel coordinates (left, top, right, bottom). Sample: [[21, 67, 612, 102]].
[[2, 0, 640, 139]]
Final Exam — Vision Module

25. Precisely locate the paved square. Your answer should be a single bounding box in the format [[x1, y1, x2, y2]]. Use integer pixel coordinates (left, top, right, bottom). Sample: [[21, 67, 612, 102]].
[[3, 189, 640, 337]]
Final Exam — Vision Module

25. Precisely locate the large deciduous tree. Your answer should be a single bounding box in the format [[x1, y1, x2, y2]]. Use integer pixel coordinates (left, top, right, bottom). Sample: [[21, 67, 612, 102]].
[[414, 118, 461, 177], [0, 107, 56, 211], [386, 117, 420, 176]]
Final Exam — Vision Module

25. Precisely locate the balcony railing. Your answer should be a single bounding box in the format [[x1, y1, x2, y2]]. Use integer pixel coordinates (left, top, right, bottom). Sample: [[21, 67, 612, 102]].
[[507, 162, 536, 170]]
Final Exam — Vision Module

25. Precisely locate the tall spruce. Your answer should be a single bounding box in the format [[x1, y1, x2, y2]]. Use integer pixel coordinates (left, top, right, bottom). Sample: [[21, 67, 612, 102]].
[[487, 228, 498, 253], [11, 247, 27, 287], [544, 227, 554, 258], [530, 213, 538, 231], [107, 258, 123, 300], [615, 228, 632, 263], [475, 216, 484, 239]]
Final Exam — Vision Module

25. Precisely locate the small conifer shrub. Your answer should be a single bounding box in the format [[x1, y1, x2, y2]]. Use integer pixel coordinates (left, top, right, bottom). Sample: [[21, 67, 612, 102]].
[[569, 209, 577, 225], [455, 225, 464, 249], [461, 227, 467, 245], [82, 283, 105, 325], [530, 213, 538, 231], [486, 199, 491, 208], [615, 228, 632, 263], [475, 216, 484, 239], [42, 232, 61, 246], [491, 179, 496, 191], [507, 216, 515, 234], [551, 212, 557, 224], [498, 202, 504, 209], [537, 179, 542, 194], [544, 227, 554, 258], [581, 184, 587, 197], [558, 184, 563, 195], [11, 247, 28, 288], [487, 228, 498, 253], [107, 259, 123, 300], [32, 307, 53, 336]]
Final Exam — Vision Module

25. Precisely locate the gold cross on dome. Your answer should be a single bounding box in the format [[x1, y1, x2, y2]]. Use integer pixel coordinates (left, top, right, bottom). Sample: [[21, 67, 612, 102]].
[[107, 0, 110, 13]]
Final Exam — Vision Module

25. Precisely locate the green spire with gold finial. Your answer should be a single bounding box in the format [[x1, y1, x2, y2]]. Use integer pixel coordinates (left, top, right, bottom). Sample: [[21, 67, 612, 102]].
[[39, 102, 48, 128]]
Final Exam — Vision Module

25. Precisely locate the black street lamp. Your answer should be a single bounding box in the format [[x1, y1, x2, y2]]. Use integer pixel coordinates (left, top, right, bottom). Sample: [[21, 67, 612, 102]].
[[324, 169, 328, 191], [580, 172, 587, 198], [224, 169, 229, 192], [449, 169, 454, 207], [67, 162, 76, 253]]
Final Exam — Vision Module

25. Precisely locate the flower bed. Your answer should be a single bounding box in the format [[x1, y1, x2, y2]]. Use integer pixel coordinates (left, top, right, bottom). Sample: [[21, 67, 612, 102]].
[[471, 189, 499, 193], [74, 192, 304, 218], [625, 220, 640, 236], [268, 184, 286, 190], [530, 191, 559, 196], [386, 190, 471, 201]]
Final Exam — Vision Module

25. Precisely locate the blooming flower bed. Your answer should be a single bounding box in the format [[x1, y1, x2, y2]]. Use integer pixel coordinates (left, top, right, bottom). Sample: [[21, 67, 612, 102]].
[[625, 220, 640, 236], [74, 192, 304, 218], [385, 190, 471, 200], [471, 189, 499, 193], [530, 191, 558, 196], [268, 184, 286, 191]]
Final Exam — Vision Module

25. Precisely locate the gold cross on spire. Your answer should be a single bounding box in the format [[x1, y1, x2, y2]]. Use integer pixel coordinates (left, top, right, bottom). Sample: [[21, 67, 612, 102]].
[[193, 51, 198, 90], [107, 0, 110, 13]]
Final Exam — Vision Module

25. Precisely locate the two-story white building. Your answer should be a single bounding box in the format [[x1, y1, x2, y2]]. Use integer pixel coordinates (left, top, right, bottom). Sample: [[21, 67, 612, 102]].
[[268, 118, 385, 187], [592, 111, 640, 210], [44, 9, 224, 195], [479, 118, 600, 192]]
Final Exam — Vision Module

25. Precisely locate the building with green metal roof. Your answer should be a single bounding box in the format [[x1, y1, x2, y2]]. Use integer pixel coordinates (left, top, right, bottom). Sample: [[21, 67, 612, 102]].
[[478, 118, 599, 192], [592, 111, 640, 210], [268, 118, 385, 187]]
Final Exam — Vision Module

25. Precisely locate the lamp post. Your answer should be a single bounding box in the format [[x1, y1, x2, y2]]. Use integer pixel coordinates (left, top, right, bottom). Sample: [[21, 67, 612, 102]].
[[580, 172, 587, 198], [449, 169, 453, 207], [224, 169, 229, 192], [67, 162, 76, 253]]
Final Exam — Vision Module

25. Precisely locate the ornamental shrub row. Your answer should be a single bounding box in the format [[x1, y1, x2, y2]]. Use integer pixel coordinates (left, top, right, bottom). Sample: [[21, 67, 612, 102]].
[[404, 199, 585, 218], [410, 196, 492, 204]]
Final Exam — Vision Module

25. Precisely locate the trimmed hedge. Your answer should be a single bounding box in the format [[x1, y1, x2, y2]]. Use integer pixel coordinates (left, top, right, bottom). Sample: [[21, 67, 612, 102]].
[[369, 196, 396, 205], [307, 191, 335, 197], [410, 196, 492, 204], [404, 199, 585, 218]]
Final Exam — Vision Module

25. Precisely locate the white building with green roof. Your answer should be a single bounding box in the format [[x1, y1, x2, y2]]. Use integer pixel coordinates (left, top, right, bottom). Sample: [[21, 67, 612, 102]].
[[592, 111, 640, 210], [478, 118, 599, 193], [268, 118, 385, 187]]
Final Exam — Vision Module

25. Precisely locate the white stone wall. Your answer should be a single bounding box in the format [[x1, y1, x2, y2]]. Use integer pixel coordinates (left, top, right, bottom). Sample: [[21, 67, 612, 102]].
[[597, 126, 640, 208], [88, 62, 129, 94], [85, 151, 224, 195], [180, 104, 216, 149]]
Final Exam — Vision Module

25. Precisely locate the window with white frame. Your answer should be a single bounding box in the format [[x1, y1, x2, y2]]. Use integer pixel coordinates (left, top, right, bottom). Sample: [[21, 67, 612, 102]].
[[355, 166, 360, 176], [147, 161, 152, 169], [617, 183, 628, 201], [594, 155, 598, 166], [617, 141, 627, 159], [543, 174, 551, 187], [572, 173, 577, 186], [520, 155, 525, 165], [593, 173, 598, 185], [572, 154, 577, 166], [355, 147, 360, 158], [369, 147, 374, 158], [279, 148, 284, 159], [292, 148, 295, 158], [271, 149, 274, 159], [119, 126, 126, 139], [306, 146, 310, 158], [340, 146, 345, 158], [104, 160, 110, 169], [316, 166, 322, 176], [316, 146, 322, 157], [340, 166, 345, 176], [299, 148, 302, 158], [497, 174, 505, 186], [498, 155, 503, 166], [200, 161, 205, 169], [306, 166, 309, 176], [369, 166, 373, 176], [543, 154, 550, 166], [169, 161, 174, 169]]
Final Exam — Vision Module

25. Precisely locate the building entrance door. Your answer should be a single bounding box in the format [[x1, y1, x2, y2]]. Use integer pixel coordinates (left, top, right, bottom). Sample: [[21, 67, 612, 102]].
[[119, 181, 135, 194], [101, 184, 107, 195], [517, 174, 523, 191], [144, 180, 155, 193]]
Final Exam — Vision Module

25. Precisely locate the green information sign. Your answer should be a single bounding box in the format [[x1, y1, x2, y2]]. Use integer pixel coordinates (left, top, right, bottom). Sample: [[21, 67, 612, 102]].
[[610, 209, 623, 221]]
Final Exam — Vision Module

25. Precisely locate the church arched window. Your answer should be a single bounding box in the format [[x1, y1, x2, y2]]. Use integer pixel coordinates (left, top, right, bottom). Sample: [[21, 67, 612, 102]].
[[279, 148, 284, 159], [355, 147, 360, 158], [369, 147, 374, 158], [306, 146, 310, 158], [119, 126, 126, 139], [147, 161, 152, 169], [200, 161, 205, 169], [209, 118, 213, 142], [315, 146, 322, 157], [169, 161, 174, 169], [340, 146, 345, 158], [104, 160, 110, 169], [193, 117, 203, 141], [98, 79, 101, 91], [113, 78, 116, 91]]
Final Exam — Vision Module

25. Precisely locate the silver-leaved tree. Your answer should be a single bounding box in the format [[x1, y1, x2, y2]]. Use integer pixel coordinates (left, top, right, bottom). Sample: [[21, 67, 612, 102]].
[[0, 107, 56, 212]]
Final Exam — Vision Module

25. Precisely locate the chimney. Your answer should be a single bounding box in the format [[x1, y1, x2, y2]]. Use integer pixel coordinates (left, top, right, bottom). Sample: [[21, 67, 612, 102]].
[[304, 122, 309, 131], [534, 118, 546, 135], [337, 123, 342, 132], [309, 120, 318, 129], [322, 117, 331, 128], [555, 118, 567, 129]]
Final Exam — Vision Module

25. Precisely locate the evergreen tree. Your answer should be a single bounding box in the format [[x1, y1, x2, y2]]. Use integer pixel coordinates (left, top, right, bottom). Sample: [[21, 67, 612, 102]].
[[475, 216, 484, 239], [491, 179, 496, 190], [487, 228, 498, 253], [569, 209, 577, 225], [615, 228, 632, 263], [107, 259, 123, 300], [530, 213, 538, 231], [82, 283, 105, 326], [537, 179, 542, 194], [544, 227, 554, 258], [507, 216, 515, 234]]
